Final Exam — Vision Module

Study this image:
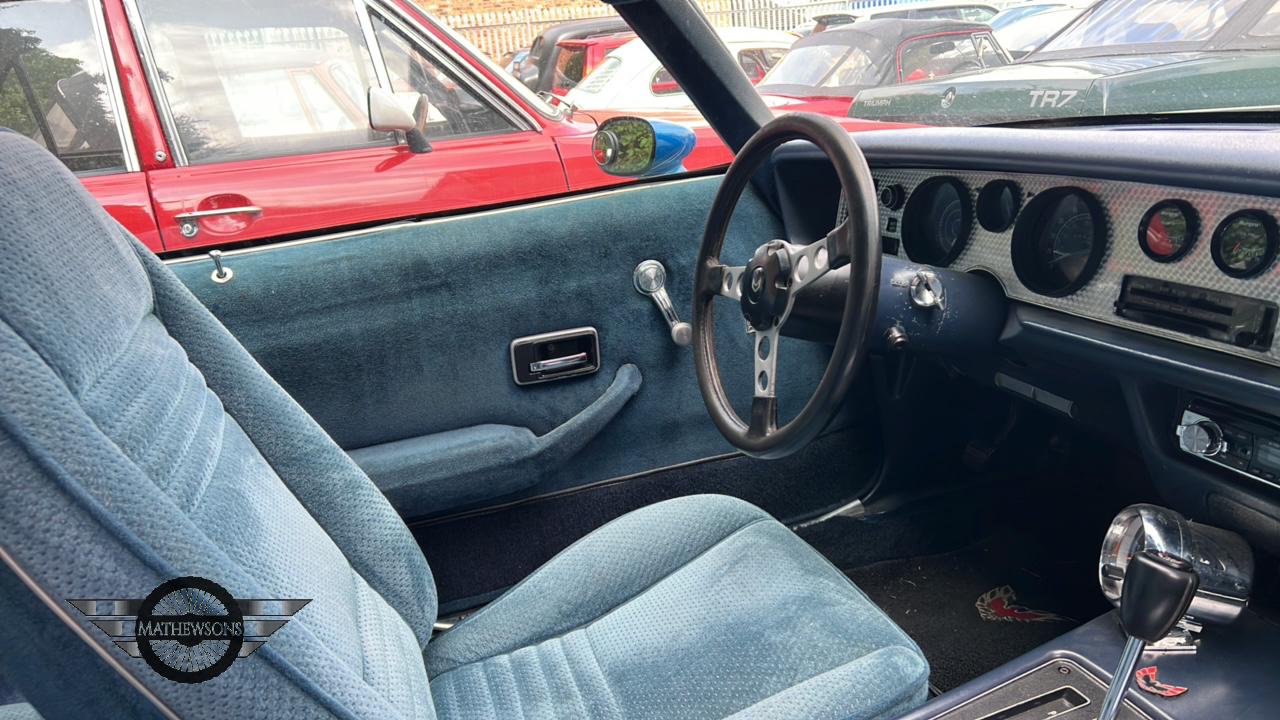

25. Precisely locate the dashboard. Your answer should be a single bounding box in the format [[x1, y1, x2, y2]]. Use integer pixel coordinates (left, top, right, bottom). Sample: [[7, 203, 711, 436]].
[[842, 169, 1280, 367], [776, 124, 1280, 556]]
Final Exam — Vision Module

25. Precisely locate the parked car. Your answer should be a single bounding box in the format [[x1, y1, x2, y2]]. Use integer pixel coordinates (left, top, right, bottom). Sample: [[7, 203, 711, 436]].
[[850, 0, 1280, 125], [795, 0, 999, 35], [512, 16, 632, 96], [544, 32, 636, 98], [989, 0, 1096, 59], [564, 27, 794, 111], [757, 19, 1011, 116]]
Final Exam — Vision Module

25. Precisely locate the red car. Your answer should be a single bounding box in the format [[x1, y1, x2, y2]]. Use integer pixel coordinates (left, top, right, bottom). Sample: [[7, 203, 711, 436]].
[[2, 0, 900, 255], [549, 33, 636, 97]]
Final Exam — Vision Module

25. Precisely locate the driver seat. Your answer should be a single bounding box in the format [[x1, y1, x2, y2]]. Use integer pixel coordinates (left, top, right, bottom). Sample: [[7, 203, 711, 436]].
[[0, 131, 927, 718]]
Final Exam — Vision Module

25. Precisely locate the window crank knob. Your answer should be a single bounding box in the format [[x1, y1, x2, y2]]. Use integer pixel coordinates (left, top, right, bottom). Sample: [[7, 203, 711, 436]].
[[634, 260, 691, 347]]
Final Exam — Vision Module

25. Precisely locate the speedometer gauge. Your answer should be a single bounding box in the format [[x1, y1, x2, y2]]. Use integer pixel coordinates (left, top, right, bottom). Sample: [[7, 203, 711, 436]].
[[1212, 210, 1278, 279], [1012, 188, 1107, 297], [1139, 200, 1197, 263], [901, 177, 972, 266]]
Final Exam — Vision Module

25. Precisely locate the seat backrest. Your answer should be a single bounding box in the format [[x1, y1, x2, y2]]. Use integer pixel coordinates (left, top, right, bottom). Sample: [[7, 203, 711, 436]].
[[0, 131, 438, 719]]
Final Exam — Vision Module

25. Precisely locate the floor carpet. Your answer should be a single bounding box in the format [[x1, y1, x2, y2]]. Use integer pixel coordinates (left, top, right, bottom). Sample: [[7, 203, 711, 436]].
[[845, 533, 1112, 693]]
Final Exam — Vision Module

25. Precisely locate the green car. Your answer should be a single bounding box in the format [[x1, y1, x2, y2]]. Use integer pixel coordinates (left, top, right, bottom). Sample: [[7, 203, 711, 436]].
[[852, 0, 1280, 125]]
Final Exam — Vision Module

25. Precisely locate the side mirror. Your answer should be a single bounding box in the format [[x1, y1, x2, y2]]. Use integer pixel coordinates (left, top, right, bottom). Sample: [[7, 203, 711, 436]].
[[367, 86, 431, 153], [518, 64, 540, 90], [591, 117, 696, 178]]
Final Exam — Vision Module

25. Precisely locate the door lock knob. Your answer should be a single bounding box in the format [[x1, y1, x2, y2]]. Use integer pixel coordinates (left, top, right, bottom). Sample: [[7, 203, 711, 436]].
[[634, 260, 692, 347]]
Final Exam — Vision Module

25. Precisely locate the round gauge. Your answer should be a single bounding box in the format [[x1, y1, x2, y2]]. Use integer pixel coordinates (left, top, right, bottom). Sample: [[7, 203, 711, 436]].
[[901, 177, 972, 266], [1012, 187, 1107, 297], [976, 180, 1022, 233], [1212, 210, 1278, 278], [1138, 200, 1198, 263]]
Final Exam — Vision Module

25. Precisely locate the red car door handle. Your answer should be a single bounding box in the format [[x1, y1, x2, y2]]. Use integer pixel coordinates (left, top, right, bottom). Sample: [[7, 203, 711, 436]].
[[175, 206, 263, 220]]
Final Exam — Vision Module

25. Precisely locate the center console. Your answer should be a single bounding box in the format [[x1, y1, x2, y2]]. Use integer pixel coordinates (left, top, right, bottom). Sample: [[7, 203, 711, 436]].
[[899, 505, 1275, 720]]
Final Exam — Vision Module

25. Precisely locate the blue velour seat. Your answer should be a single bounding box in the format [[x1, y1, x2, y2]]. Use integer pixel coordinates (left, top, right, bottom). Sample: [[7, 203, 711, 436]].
[[0, 131, 927, 719]]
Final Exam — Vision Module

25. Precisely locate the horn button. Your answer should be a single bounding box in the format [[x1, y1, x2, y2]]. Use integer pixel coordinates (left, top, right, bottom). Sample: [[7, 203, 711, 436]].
[[741, 240, 793, 331]]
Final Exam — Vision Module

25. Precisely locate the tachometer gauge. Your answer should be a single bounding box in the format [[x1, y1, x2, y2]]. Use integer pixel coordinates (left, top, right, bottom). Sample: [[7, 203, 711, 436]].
[[1212, 210, 1278, 279], [1012, 188, 1107, 297], [1139, 200, 1197, 263], [901, 177, 972, 266]]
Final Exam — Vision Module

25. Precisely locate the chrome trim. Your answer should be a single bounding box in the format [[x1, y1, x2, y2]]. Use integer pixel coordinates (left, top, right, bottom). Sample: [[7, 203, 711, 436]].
[[529, 352, 589, 373], [373, 0, 540, 131], [119, 0, 187, 166], [1097, 636, 1145, 720], [175, 206, 263, 220], [0, 544, 181, 720], [87, 0, 140, 173], [163, 174, 709, 265], [354, 0, 393, 91]]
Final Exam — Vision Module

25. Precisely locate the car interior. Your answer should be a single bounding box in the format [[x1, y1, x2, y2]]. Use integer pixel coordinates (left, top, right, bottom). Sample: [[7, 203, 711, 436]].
[[1, 0, 1279, 718]]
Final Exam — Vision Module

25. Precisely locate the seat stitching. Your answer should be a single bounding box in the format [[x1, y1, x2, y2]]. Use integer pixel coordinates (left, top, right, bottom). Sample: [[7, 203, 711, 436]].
[[551, 636, 590, 718], [581, 626, 622, 719], [185, 403, 226, 514], [431, 516, 771, 681]]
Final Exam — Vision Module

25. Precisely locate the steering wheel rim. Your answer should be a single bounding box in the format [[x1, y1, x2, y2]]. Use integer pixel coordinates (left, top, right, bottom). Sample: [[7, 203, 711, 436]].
[[692, 113, 880, 459]]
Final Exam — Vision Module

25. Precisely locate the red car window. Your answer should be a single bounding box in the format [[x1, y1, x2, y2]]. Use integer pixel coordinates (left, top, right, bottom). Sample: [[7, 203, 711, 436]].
[[370, 12, 516, 139], [0, 0, 131, 174], [552, 45, 588, 94], [132, 0, 394, 164]]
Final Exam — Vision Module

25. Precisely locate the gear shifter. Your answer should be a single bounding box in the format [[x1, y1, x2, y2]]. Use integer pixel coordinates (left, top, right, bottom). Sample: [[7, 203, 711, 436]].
[[1097, 550, 1199, 720]]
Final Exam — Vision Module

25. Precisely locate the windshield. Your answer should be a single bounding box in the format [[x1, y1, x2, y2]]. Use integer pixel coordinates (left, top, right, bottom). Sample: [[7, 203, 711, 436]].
[[760, 45, 880, 90], [1041, 0, 1248, 52], [443, 0, 1280, 176]]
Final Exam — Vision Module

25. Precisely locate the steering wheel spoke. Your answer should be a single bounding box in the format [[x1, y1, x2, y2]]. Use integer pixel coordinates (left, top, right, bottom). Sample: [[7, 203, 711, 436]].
[[821, 219, 852, 270], [714, 264, 746, 301], [787, 236, 834, 294], [753, 326, 779, 399], [748, 396, 778, 439]]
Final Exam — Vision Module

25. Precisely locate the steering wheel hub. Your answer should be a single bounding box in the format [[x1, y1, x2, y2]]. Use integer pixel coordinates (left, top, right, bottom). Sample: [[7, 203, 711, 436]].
[[741, 241, 793, 330]]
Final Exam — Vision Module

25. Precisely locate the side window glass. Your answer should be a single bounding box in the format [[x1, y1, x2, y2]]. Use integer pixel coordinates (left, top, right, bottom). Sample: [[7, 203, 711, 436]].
[[736, 48, 784, 83], [650, 67, 680, 95], [974, 34, 1005, 66], [369, 14, 515, 139], [551, 45, 586, 93], [0, 0, 128, 174], [133, 0, 393, 164], [899, 35, 982, 82]]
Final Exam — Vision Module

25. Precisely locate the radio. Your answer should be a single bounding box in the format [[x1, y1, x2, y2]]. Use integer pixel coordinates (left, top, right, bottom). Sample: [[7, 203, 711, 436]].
[[1178, 399, 1280, 489]]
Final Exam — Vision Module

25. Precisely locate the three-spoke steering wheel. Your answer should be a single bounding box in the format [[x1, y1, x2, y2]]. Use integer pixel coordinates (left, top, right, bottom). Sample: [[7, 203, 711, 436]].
[[692, 114, 881, 459]]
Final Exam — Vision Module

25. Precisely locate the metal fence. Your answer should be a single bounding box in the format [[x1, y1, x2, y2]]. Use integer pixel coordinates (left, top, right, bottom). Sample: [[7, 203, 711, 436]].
[[442, 0, 917, 61]]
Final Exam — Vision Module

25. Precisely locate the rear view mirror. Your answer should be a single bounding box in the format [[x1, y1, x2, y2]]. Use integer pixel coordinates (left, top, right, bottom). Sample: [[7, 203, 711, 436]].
[[367, 86, 431, 153], [930, 40, 957, 55], [591, 117, 696, 177]]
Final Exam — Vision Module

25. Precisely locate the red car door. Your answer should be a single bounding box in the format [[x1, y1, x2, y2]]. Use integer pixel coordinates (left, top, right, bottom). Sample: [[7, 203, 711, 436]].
[[126, 0, 566, 252]]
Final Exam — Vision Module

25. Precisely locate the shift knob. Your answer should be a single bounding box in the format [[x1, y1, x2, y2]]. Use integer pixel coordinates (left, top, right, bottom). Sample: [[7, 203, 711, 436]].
[[1120, 550, 1199, 643]]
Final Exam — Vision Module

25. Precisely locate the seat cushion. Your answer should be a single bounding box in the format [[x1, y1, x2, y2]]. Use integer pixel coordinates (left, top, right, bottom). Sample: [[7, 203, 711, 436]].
[[427, 495, 928, 720]]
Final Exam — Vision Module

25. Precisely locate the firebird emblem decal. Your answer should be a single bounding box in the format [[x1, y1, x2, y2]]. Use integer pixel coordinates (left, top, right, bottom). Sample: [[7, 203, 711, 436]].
[[975, 586, 1072, 623], [1136, 666, 1188, 697]]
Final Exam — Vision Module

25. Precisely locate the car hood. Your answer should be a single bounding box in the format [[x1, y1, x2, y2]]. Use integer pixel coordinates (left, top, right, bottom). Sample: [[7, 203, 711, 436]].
[[850, 52, 1232, 126]]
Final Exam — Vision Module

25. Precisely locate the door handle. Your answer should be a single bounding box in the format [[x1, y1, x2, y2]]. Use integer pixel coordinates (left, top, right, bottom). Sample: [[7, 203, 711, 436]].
[[530, 352, 589, 373], [176, 206, 263, 239], [510, 327, 600, 385]]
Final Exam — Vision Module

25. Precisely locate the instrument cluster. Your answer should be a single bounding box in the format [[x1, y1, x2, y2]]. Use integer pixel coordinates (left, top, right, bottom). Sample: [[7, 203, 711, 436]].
[[857, 169, 1280, 366]]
